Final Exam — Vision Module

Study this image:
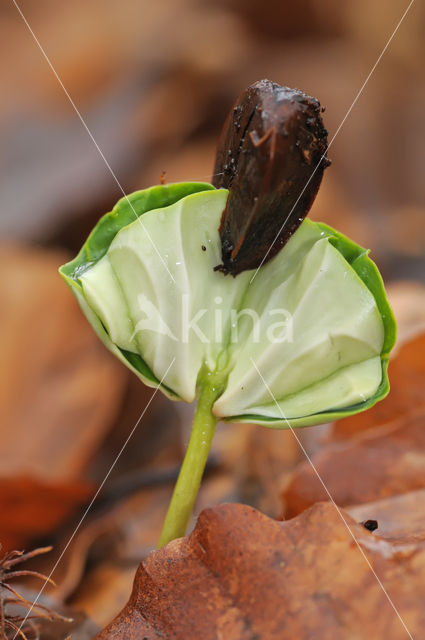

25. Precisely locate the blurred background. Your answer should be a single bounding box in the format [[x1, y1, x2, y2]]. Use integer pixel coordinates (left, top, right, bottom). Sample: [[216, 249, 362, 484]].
[[0, 0, 424, 633]]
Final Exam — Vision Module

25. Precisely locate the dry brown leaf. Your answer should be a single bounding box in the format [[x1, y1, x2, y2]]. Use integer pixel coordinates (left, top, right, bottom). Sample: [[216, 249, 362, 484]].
[[237, 426, 301, 517], [67, 472, 237, 624], [35, 608, 99, 640], [57, 484, 173, 604], [61, 416, 257, 625], [347, 489, 425, 543], [283, 330, 425, 520], [0, 245, 127, 548], [0, 245, 127, 481], [387, 281, 425, 345], [282, 413, 425, 518], [70, 564, 138, 630], [0, 477, 93, 551], [96, 502, 425, 639]]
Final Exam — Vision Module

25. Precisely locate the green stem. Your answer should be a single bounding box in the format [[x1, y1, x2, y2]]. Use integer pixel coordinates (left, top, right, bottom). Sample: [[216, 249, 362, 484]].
[[158, 369, 225, 548]]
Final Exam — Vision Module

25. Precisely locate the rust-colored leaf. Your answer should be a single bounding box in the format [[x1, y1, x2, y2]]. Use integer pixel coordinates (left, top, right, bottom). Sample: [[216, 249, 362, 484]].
[[386, 281, 425, 346], [282, 413, 425, 518], [347, 489, 425, 544], [0, 246, 127, 481], [97, 502, 425, 639], [0, 477, 93, 551], [0, 246, 127, 549], [213, 79, 329, 275]]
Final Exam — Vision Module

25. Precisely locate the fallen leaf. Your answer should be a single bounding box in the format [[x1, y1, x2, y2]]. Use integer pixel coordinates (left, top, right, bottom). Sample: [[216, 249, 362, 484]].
[[386, 281, 425, 345], [70, 564, 140, 630], [347, 489, 425, 543], [0, 246, 127, 481], [238, 426, 301, 517], [36, 609, 100, 640], [0, 477, 92, 551], [96, 502, 425, 639], [282, 413, 425, 517], [283, 330, 425, 519], [67, 470, 237, 624], [0, 245, 127, 548]]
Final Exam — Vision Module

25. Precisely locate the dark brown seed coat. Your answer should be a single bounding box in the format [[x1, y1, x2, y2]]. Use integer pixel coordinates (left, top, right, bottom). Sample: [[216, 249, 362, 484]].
[[213, 79, 329, 275]]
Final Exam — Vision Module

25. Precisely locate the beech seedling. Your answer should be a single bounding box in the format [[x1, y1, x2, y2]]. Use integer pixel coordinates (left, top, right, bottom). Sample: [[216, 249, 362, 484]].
[[60, 80, 396, 547]]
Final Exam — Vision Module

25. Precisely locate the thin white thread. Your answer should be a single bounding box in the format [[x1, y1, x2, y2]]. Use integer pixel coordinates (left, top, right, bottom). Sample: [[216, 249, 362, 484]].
[[249, 0, 415, 283], [11, 0, 176, 283], [10, 0, 415, 636], [250, 356, 414, 639], [12, 358, 175, 639]]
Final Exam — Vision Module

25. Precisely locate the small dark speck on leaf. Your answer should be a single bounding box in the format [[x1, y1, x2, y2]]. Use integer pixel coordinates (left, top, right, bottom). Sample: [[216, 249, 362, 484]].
[[201, 245, 206, 251], [361, 519, 378, 532]]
